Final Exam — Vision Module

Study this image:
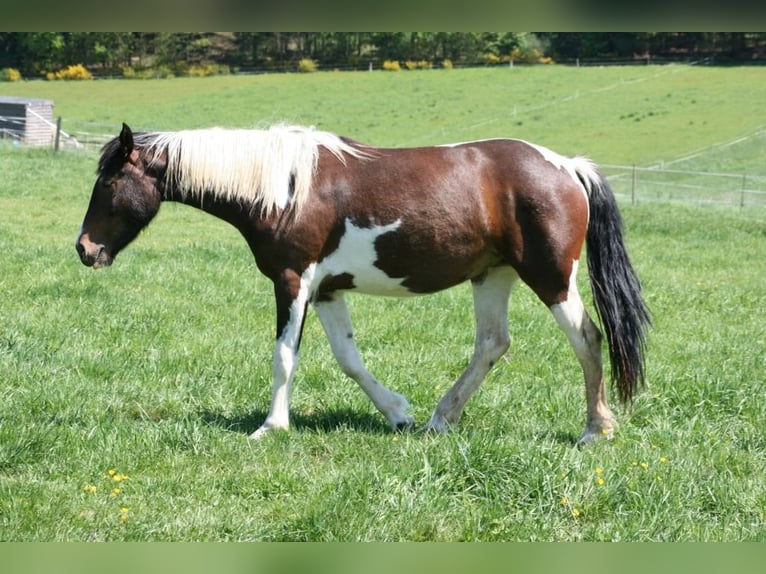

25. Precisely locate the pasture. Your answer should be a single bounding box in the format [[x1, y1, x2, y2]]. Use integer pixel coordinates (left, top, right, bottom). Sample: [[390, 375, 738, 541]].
[[1, 65, 765, 541]]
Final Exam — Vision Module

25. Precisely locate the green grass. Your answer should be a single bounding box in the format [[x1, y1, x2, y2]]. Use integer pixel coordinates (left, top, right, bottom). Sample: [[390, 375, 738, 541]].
[[4, 65, 766, 165], [1, 66, 765, 540]]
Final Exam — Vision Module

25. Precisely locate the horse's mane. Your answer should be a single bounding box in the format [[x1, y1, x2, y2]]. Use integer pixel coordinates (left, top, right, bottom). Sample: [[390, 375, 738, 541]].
[[100, 124, 370, 217]]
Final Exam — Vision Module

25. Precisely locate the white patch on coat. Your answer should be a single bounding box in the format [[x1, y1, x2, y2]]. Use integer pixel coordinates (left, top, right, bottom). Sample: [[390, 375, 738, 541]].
[[520, 140, 599, 197], [437, 138, 505, 148], [310, 218, 412, 297]]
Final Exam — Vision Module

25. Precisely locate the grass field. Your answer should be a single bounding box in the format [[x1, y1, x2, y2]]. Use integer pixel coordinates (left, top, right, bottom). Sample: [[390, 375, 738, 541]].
[[1, 65, 765, 541]]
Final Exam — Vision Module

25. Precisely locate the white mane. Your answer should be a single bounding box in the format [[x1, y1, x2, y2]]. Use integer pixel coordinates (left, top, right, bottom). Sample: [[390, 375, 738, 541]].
[[138, 125, 367, 217]]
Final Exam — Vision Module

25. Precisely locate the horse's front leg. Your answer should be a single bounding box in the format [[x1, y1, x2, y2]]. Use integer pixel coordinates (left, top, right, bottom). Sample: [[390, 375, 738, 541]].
[[249, 270, 311, 439]]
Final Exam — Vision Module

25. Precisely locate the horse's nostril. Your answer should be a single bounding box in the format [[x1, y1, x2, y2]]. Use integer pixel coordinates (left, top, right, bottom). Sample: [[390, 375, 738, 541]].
[[75, 241, 85, 257]]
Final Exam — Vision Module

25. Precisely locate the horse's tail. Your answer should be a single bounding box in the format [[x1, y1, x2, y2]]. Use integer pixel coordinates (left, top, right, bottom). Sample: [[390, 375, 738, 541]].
[[574, 160, 651, 405]]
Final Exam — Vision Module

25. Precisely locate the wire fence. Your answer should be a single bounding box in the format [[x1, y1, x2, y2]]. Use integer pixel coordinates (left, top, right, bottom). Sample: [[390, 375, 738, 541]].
[[602, 164, 766, 208]]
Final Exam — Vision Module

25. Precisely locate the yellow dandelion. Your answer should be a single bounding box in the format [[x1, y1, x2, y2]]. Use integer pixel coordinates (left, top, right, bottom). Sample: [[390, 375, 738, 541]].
[[83, 485, 97, 494], [560, 496, 568, 505], [659, 456, 668, 463], [597, 477, 605, 486], [111, 487, 121, 497], [108, 469, 116, 476], [119, 507, 130, 521], [571, 508, 580, 517], [594, 467, 604, 475], [640, 462, 649, 470], [391, 436, 399, 442]]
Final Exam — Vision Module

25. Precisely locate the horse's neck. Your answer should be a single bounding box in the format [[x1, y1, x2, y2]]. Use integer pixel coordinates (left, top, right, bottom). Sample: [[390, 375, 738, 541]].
[[162, 184, 266, 231]]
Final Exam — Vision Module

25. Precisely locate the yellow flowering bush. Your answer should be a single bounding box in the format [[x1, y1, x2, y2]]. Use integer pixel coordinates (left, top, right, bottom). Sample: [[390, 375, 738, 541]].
[[187, 63, 231, 77], [508, 47, 555, 65], [1, 67, 22, 81], [47, 64, 93, 81], [382, 60, 401, 71], [297, 58, 318, 73], [405, 60, 432, 70]]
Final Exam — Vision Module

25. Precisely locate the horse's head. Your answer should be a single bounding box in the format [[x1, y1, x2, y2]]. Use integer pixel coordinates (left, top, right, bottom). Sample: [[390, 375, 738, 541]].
[[76, 123, 164, 268]]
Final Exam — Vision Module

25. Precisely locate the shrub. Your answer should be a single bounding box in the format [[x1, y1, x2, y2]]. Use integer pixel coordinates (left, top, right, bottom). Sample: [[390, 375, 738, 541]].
[[47, 64, 93, 80], [0, 67, 22, 82], [382, 60, 401, 71], [188, 63, 231, 77], [121, 66, 137, 79], [297, 58, 318, 73], [122, 63, 229, 79], [405, 60, 432, 70], [441, 59, 453, 70], [121, 65, 175, 79]]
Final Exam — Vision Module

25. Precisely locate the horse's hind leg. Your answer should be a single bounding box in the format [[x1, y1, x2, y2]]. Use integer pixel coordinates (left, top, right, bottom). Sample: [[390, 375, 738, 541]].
[[426, 266, 518, 432], [314, 294, 414, 430], [548, 261, 617, 445]]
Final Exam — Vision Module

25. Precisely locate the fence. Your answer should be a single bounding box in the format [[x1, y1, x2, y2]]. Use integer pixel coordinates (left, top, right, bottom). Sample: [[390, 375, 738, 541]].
[[0, 111, 74, 150], [602, 164, 766, 208]]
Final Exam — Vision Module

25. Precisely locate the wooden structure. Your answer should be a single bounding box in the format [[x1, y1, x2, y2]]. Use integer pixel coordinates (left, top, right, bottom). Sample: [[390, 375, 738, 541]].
[[0, 96, 55, 146]]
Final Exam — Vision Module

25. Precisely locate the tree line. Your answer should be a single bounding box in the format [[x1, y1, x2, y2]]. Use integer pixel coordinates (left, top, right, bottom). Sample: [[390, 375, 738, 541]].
[[1, 33, 764, 76]]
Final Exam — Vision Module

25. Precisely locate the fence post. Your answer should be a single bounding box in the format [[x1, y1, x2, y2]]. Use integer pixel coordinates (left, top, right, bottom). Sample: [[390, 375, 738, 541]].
[[740, 174, 747, 209], [54, 116, 62, 152], [631, 164, 637, 205]]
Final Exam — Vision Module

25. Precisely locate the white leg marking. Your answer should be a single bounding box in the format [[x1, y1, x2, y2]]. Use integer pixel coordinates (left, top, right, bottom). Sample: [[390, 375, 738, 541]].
[[315, 295, 413, 429], [249, 269, 315, 440], [549, 260, 616, 445], [426, 267, 518, 432]]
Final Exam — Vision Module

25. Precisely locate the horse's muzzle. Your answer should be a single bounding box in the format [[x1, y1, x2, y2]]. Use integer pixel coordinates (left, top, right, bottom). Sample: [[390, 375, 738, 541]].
[[76, 236, 112, 268]]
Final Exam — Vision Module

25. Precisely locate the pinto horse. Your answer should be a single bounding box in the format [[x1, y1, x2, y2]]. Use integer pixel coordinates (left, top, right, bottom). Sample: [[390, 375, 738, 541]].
[[76, 123, 650, 444]]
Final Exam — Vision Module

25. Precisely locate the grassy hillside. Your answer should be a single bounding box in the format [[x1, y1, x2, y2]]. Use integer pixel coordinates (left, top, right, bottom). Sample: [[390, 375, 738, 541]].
[[3, 65, 765, 167]]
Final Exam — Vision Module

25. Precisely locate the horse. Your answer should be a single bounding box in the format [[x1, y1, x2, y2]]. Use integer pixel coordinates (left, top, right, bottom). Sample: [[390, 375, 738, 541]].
[[76, 123, 650, 445]]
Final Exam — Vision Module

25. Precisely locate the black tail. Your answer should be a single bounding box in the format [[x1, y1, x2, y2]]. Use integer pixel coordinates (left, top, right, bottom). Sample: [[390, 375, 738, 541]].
[[583, 172, 651, 405]]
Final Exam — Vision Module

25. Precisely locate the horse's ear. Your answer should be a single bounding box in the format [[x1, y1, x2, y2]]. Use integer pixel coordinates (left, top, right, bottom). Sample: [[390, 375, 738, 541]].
[[119, 123, 134, 156]]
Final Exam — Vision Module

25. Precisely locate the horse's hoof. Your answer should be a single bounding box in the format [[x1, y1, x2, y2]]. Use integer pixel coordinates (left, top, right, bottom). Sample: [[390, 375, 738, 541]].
[[395, 419, 415, 432], [248, 428, 269, 440], [576, 427, 614, 447], [248, 425, 285, 440], [423, 417, 451, 434]]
